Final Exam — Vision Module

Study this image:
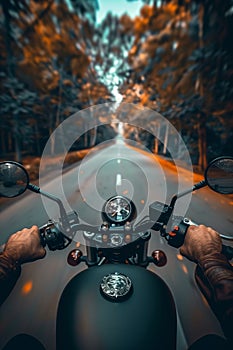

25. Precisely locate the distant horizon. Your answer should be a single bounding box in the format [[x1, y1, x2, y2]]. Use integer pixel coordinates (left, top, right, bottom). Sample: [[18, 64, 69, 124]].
[[97, 0, 143, 23]]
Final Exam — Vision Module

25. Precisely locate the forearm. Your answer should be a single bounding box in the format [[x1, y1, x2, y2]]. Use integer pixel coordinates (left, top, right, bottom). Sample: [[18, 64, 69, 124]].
[[0, 252, 21, 306], [195, 253, 233, 343]]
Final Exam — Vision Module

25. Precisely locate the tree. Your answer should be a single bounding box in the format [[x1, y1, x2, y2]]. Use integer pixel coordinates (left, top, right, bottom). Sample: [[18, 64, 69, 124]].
[[0, 0, 34, 161], [0, 76, 39, 160], [89, 12, 134, 98], [119, 0, 233, 168], [0, 0, 105, 158]]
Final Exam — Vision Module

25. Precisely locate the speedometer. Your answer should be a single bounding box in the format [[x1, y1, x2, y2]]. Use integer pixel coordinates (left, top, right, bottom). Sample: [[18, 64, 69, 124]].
[[103, 196, 133, 224]]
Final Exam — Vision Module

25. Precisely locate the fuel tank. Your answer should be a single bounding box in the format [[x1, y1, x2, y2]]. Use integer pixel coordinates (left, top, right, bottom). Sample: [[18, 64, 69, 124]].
[[56, 264, 176, 350]]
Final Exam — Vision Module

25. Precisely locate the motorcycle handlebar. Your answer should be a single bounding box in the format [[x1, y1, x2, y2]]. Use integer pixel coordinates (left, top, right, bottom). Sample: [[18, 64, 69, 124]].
[[39, 217, 233, 260]]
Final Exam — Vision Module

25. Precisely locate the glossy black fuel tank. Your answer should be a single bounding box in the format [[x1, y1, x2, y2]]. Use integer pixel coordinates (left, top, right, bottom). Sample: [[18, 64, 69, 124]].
[[56, 264, 176, 350]]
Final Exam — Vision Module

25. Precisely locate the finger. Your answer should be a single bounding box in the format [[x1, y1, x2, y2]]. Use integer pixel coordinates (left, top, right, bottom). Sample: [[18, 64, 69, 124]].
[[41, 248, 46, 258], [179, 246, 186, 257], [207, 226, 218, 234], [187, 225, 197, 235], [179, 246, 184, 256], [36, 247, 46, 260], [31, 225, 39, 232]]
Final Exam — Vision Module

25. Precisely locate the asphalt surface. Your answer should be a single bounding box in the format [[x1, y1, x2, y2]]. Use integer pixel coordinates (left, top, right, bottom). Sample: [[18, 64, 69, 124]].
[[0, 140, 232, 350]]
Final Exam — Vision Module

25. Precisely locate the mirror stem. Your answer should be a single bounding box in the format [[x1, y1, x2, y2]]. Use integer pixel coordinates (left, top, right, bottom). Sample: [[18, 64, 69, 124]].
[[169, 180, 207, 209], [177, 180, 207, 199], [27, 183, 69, 228], [192, 179, 207, 191]]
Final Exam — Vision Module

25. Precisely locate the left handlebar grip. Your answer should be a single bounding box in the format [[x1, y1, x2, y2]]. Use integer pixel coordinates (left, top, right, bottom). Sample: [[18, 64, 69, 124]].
[[39, 222, 66, 251], [39, 228, 47, 247], [39, 223, 51, 247]]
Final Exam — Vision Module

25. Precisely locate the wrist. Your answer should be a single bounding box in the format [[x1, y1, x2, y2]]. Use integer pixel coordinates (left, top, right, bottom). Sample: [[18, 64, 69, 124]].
[[197, 252, 233, 284], [1, 251, 21, 270], [197, 252, 228, 266]]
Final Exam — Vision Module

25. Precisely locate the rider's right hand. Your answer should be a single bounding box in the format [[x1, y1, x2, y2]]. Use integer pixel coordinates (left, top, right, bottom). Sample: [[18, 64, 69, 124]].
[[180, 224, 222, 263], [2, 226, 46, 265]]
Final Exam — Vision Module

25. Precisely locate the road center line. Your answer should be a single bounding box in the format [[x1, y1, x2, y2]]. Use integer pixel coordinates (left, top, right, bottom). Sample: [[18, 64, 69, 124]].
[[116, 173, 122, 187]]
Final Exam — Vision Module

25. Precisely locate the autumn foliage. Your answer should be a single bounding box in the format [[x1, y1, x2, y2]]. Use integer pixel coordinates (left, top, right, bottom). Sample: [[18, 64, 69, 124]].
[[0, 0, 232, 170]]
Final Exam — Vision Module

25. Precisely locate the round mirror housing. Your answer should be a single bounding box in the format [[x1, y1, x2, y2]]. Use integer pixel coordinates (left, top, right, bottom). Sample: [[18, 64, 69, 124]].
[[204, 156, 233, 194], [0, 161, 29, 198]]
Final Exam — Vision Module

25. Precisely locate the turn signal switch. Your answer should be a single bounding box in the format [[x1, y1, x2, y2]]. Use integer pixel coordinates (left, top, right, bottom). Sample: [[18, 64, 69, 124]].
[[168, 217, 192, 248]]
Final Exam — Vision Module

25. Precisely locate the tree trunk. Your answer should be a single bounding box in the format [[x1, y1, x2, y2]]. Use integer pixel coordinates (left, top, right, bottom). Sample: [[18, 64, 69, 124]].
[[154, 138, 159, 154], [1, 0, 14, 77], [0, 129, 6, 155], [55, 74, 67, 154], [14, 135, 22, 163], [8, 133, 12, 152], [2, 1, 22, 162], [90, 126, 97, 147], [197, 114, 207, 171], [13, 115, 22, 162], [154, 123, 160, 154], [163, 123, 169, 154], [34, 121, 41, 156], [84, 122, 89, 148], [49, 116, 55, 156], [196, 3, 207, 170], [87, 91, 97, 147]]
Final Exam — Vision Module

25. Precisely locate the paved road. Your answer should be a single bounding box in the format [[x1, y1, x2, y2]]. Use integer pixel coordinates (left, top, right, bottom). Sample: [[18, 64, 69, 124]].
[[0, 141, 232, 349]]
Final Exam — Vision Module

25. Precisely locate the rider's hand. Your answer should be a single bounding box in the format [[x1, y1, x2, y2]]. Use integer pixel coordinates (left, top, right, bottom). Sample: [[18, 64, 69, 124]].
[[3, 226, 46, 264], [180, 224, 222, 263]]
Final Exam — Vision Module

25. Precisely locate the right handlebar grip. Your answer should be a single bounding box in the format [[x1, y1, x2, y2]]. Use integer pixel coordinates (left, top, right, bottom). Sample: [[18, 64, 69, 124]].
[[222, 244, 233, 260], [168, 219, 190, 248]]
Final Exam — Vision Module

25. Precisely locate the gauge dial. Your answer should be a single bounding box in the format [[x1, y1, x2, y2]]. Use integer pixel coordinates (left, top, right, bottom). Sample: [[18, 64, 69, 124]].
[[104, 196, 132, 224]]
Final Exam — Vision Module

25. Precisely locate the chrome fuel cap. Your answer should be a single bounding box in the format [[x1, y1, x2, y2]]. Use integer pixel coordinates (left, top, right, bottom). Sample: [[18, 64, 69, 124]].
[[100, 272, 132, 301]]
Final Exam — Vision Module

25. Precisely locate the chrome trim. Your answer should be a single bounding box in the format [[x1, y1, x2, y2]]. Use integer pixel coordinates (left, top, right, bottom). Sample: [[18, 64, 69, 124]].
[[100, 272, 132, 300]]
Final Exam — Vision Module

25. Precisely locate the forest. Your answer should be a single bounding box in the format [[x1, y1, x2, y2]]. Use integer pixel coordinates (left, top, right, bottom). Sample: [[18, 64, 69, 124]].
[[0, 0, 233, 173]]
